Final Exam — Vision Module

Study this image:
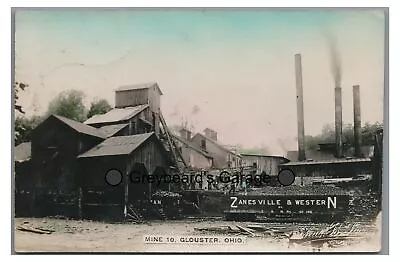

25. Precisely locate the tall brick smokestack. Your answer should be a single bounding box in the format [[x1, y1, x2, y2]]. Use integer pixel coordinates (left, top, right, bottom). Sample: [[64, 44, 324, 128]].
[[295, 54, 306, 161], [353, 85, 362, 157], [327, 33, 343, 158], [335, 87, 343, 158]]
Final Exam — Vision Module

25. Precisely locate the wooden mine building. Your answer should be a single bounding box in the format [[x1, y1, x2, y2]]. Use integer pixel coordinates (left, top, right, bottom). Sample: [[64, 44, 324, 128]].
[[15, 82, 184, 220]]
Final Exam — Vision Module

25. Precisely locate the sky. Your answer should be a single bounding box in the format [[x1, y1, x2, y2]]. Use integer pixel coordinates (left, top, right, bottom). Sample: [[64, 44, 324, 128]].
[[14, 9, 385, 155]]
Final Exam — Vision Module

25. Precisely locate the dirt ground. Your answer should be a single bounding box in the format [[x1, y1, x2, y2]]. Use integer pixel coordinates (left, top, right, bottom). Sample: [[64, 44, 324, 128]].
[[13, 217, 381, 253]]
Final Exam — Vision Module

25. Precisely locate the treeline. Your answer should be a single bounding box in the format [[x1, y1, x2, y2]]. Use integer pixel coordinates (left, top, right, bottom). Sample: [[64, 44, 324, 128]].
[[305, 122, 383, 151], [15, 85, 112, 145]]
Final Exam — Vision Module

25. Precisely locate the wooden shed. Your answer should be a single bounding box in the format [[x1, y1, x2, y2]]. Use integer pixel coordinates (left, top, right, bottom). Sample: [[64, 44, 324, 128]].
[[77, 132, 173, 220], [27, 114, 106, 217]]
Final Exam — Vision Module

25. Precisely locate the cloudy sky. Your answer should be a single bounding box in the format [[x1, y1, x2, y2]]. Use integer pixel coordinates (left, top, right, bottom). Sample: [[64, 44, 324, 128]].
[[14, 9, 385, 154]]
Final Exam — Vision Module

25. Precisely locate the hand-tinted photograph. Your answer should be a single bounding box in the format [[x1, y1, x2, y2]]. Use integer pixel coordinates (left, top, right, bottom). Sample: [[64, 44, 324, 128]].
[[13, 8, 386, 253]]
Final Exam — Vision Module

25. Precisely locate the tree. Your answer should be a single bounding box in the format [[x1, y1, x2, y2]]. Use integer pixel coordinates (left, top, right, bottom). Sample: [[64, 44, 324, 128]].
[[87, 99, 112, 118], [47, 90, 87, 122], [15, 115, 43, 145], [362, 122, 383, 145], [305, 121, 383, 150], [14, 81, 29, 144], [14, 81, 28, 114]]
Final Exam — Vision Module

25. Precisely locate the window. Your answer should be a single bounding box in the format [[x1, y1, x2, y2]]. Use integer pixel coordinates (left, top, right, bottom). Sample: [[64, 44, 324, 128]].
[[129, 121, 136, 135], [148, 151, 152, 168], [201, 139, 206, 149], [132, 121, 136, 134]]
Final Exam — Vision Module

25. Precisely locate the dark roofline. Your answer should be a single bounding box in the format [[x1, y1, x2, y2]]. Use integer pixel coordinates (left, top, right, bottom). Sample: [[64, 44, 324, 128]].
[[98, 123, 129, 137], [172, 134, 212, 159], [240, 153, 290, 162], [78, 132, 155, 158], [116, 82, 163, 95], [280, 158, 371, 166], [33, 114, 106, 139], [53, 115, 106, 139]]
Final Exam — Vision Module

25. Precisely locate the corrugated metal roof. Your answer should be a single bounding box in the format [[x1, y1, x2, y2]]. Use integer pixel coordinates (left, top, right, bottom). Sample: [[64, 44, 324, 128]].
[[78, 132, 154, 158], [280, 158, 371, 166], [84, 104, 149, 125], [53, 115, 106, 139], [98, 123, 128, 138], [14, 142, 31, 162], [116, 82, 163, 95]]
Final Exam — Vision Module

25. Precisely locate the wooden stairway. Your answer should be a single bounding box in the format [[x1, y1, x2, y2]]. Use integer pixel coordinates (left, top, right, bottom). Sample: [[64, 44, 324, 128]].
[[159, 112, 187, 171], [126, 204, 145, 222]]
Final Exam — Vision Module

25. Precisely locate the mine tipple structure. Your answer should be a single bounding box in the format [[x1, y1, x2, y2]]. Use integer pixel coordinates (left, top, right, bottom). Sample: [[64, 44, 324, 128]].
[[15, 82, 185, 220], [85, 82, 162, 136]]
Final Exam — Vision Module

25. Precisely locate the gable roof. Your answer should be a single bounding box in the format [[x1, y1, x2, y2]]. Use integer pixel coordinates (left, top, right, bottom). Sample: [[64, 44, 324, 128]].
[[116, 82, 163, 95], [172, 134, 212, 159], [78, 132, 154, 158], [192, 133, 241, 157], [98, 123, 129, 138], [84, 104, 149, 125], [15, 142, 31, 162], [52, 115, 106, 139]]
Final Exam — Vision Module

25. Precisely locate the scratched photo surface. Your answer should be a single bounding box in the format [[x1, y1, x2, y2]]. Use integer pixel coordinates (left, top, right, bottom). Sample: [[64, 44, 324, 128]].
[[13, 8, 385, 253]]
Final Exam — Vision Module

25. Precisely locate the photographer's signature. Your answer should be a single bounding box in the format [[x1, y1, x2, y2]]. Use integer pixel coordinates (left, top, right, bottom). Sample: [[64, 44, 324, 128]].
[[289, 223, 368, 243]]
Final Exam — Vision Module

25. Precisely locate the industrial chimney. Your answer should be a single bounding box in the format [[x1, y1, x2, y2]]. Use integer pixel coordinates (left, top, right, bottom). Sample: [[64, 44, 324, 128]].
[[295, 54, 306, 161], [335, 87, 343, 158], [353, 85, 362, 157]]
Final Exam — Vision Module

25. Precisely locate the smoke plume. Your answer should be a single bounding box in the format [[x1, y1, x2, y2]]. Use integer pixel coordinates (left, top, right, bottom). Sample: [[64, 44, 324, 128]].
[[327, 33, 342, 87]]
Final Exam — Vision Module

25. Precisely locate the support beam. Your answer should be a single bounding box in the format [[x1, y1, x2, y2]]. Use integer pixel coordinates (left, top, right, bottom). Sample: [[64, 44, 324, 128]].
[[124, 167, 129, 219], [159, 112, 187, 169]]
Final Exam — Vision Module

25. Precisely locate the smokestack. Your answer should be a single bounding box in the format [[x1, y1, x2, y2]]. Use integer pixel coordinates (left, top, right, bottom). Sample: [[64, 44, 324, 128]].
[[327, 32, 343, 158], [335, 87, 343, 158], [204, 128, 218, 141], [353, 85, 362, 157], [295, 54, 306, 161], [179, 128, 192, 141]]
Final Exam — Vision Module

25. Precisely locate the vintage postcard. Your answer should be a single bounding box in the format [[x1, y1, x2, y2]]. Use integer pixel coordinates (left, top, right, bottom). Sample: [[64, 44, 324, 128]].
[[13, 8, 386, 253]]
